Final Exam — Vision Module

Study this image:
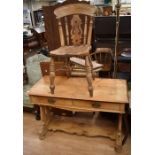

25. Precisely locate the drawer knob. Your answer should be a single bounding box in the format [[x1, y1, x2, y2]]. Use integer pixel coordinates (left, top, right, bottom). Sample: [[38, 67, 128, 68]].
[[92, 102, 101, 108], [48, 98, 55, 104]]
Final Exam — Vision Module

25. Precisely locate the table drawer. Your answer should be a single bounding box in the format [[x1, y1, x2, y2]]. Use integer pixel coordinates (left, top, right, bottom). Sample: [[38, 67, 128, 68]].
[[30, 96, 125, 113]]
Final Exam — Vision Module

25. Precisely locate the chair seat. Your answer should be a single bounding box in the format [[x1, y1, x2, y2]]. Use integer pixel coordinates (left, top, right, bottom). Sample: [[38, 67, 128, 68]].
[[70, 57, 103, 71], [50, 45, 91, 56]]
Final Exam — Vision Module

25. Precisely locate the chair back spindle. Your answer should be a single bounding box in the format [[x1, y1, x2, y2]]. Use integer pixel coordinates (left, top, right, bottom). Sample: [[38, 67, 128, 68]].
[[83, 16, 88, 44], [87, 16, 93, 45], [58, 18, 65, 46], [64, 16, 70, 45]]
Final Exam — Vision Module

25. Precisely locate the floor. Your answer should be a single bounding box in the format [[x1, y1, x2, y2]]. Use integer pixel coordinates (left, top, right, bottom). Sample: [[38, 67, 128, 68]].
[[23, 112, 131, 155]]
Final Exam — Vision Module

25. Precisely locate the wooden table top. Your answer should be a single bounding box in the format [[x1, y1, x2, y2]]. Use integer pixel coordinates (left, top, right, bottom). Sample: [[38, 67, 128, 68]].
[[28, 76, 129, 104]]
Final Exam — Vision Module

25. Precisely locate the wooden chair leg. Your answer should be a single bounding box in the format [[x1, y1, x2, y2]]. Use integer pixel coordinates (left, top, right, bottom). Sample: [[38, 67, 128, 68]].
[[88, 56, 95, 80], [65, 57, 71, 78], [85, 56, 93, 97], [49, 57, 55, 94]]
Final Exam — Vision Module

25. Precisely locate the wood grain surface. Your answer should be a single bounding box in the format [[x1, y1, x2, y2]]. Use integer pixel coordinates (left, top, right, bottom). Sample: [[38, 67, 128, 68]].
[[28, 76, 128, 104]]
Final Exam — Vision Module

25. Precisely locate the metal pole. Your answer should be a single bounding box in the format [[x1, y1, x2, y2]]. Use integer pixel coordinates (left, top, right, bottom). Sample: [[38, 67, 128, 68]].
[[113, 0, 121, 78]]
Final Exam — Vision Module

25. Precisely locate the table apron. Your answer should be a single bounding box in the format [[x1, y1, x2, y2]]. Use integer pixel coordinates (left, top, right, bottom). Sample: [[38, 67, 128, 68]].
[[30, 96, 125, 113]]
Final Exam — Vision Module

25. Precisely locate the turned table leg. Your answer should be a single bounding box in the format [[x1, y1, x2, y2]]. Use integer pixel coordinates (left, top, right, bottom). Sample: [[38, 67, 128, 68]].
[[85, 56, 93, 97], [50, 57, 55, 94], [115, 114, 123, 152], [39, 106, 51, 140]]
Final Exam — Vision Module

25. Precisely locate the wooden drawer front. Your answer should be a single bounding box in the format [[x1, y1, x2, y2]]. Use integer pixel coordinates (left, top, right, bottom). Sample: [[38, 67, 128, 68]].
[[30, 96, 72, 106], [72, 100, 125, 113], [30, 96, 125, 113]]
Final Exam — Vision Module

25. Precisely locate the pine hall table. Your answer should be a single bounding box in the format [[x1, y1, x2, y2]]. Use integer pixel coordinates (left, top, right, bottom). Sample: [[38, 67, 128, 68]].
[[28, 75, 129, 152]]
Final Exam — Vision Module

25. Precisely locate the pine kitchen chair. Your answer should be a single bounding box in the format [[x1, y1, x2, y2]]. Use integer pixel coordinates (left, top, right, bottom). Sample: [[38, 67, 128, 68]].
[[49, 4, 96, 97]]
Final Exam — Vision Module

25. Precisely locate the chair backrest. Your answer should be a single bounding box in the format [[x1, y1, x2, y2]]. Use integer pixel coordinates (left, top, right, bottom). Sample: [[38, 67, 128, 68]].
[[54, 4, 96, 46]]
